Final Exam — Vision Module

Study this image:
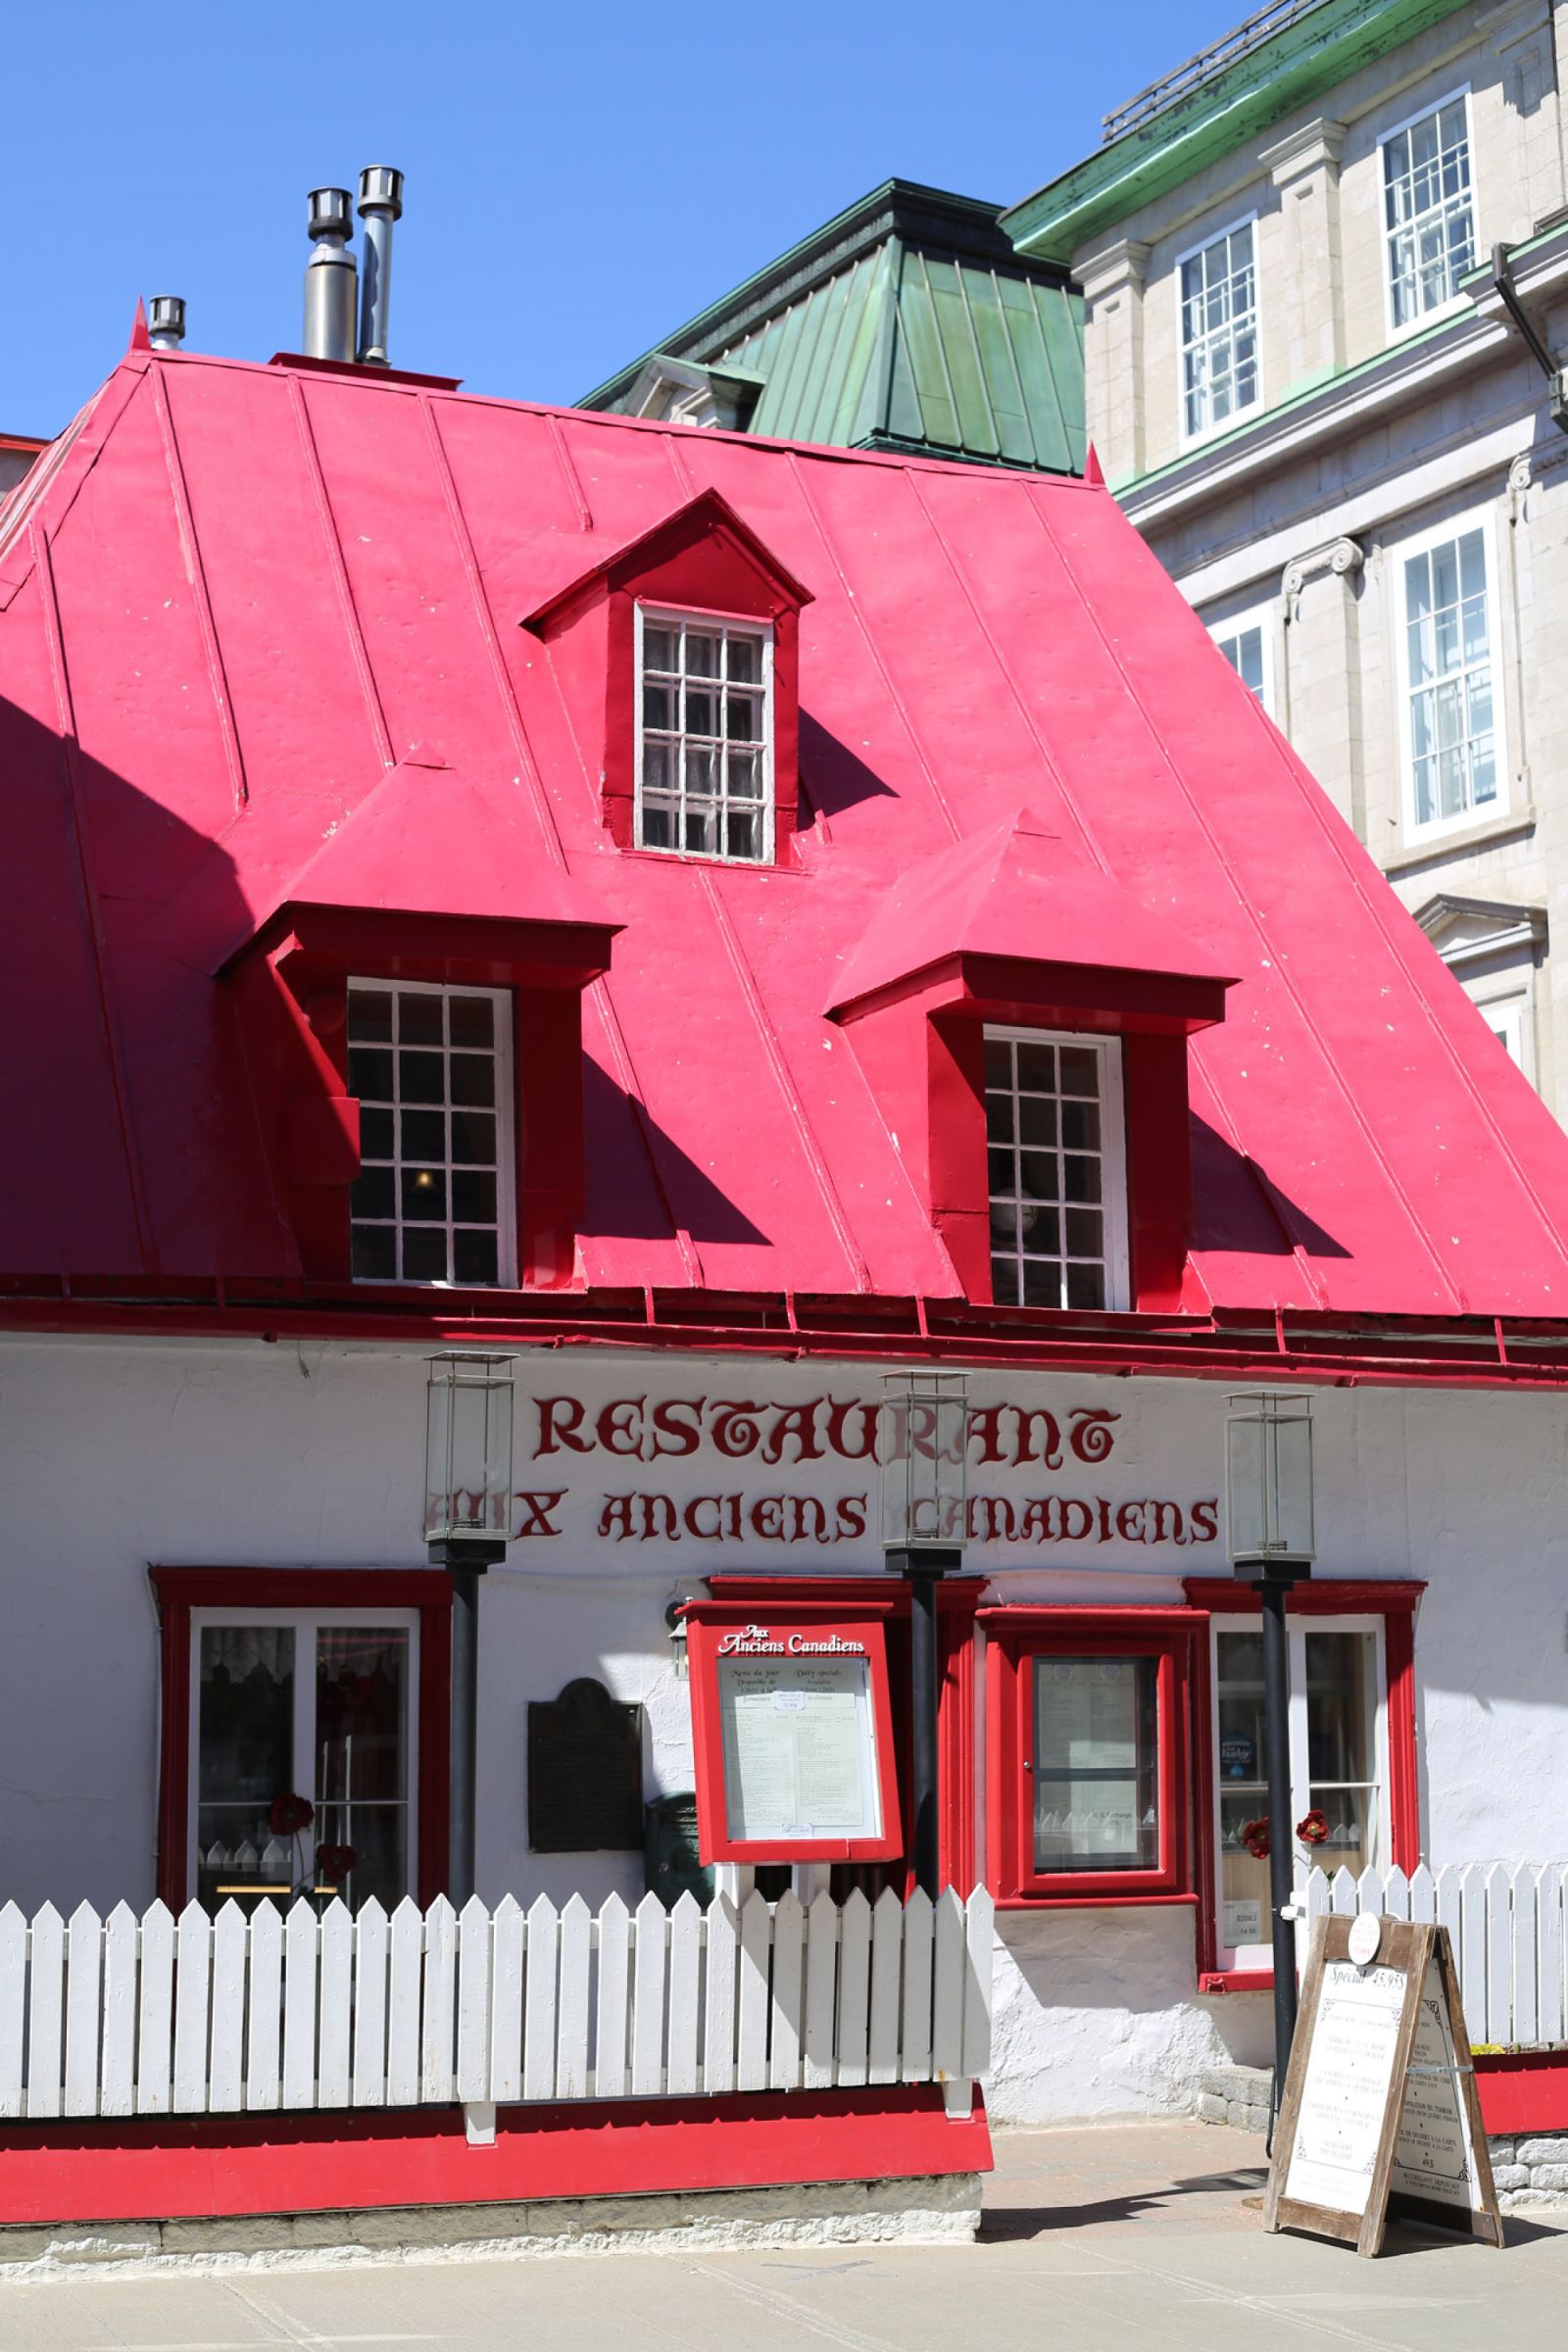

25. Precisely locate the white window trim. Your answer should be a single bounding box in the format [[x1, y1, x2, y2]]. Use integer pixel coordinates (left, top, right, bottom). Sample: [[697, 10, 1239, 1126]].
[[188, 1607, 421, 1906], [1377, 84, 1477, 346], [1205, 607, 1274, 715], [349, 977, 516, 1290], [984, 1024, 1131, 1312], [1394, 505, 1508, 846], [633, 601, 776, 866], [1209, 1612, 1390, 1972], [1174, 210, 1264, 451]]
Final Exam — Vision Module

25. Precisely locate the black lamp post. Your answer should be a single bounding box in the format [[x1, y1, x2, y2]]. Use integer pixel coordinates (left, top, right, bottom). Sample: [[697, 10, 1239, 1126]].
[[1225, 1391, 1315, 2096], [424, 1352, 515, 1907], [879, 1371, 967, 1900]]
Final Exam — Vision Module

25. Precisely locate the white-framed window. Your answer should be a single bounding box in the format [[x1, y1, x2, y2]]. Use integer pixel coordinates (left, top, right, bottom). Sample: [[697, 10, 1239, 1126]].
[[1210, 618, 1269, 708], [635, 604, 774, 863], [1212, 1616, 1389, 1971], [1178, 218, 1260, 441], [1381, 91, 1476, 331], [347, 979, 514, 1288], [191, 1609, 419, 1916], [1398, 518, 1502, 836], [984, 1027, 1129, 1311]]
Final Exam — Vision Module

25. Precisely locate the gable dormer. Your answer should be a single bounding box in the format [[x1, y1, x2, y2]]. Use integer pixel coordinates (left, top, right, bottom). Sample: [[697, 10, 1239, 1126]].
[[825, 810, 1237, 1312], [522, 489, 813, 867]]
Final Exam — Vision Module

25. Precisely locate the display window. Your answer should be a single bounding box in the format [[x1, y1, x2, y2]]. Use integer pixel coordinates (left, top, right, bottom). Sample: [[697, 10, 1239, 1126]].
[[982, 1609, 1200, 1906], [151, 1568, 454, 1912]]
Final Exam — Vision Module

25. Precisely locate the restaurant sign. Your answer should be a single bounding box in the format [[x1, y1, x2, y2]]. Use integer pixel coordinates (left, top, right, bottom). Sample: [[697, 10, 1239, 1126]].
[[498, 1379, 1221, 1563]]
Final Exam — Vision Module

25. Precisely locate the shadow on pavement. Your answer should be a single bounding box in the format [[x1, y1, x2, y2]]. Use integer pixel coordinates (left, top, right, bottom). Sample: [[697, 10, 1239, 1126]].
[[982, 2166, 1268, 2243]]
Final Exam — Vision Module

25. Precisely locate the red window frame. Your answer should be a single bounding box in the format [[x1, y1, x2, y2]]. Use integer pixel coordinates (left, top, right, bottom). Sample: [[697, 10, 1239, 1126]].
[[150, 1568, 453, 1911], [1183, 1577, 1424, 1991], [685, 1602, 904, 1866], [982, 1607, 1200, 1908]]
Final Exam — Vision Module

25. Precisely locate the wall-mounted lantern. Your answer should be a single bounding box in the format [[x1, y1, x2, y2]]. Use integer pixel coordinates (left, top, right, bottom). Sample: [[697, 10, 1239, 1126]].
[[423, 1353, 514, 1906]]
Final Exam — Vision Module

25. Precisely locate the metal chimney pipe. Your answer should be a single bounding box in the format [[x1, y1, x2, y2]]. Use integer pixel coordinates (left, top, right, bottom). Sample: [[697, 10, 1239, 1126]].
[[147, 296, 186, 351], [355, 166, 404, 368], [303, 187, 357, 364]]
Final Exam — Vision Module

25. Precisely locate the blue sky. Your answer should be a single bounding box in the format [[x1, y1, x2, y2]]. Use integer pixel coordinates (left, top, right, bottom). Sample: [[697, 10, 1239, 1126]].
[[3, 1, 1234, 433]]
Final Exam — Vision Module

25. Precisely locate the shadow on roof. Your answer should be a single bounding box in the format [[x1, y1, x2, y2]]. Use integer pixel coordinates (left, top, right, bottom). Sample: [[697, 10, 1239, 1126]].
[[798, 710, 899, 826], [582, 1058, 769, 1246], [1190, 1114, 1349, 1261]]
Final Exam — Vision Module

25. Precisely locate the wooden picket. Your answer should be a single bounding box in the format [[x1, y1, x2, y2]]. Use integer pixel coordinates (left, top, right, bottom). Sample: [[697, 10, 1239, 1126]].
[[1298, 1859, 1568, 2049], [0, 1885, 997, 2119]]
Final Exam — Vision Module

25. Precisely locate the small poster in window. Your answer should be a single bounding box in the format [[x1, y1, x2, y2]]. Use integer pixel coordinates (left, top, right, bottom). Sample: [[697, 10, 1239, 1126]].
[[1224, 1897, 1263, 1945]]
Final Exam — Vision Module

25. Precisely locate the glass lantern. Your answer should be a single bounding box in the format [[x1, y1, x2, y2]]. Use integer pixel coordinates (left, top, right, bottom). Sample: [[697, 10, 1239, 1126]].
[[878, 1371, 968, 1555], [1225, 1392, 1315, 1570], [423, 1354, 515, 1543]]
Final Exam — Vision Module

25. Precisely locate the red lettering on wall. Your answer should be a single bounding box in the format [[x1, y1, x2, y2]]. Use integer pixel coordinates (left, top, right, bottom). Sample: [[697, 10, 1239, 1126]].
[[512, 1490, 567, 1538], [651, 1398, 706, 1456], [537, 1397, 593, 1455]]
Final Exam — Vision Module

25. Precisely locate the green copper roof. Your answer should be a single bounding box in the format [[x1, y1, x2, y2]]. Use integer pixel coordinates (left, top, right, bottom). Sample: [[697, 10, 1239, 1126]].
[[579, 181, 1084, 477], [1004, 0, 1476, 264]]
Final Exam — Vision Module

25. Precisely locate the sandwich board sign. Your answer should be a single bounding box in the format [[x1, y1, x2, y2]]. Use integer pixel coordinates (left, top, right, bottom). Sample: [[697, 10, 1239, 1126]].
[[1265, 1913, 1504, 2257]]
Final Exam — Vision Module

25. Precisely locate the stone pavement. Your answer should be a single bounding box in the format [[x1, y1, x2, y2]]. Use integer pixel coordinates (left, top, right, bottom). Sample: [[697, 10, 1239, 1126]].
[[3, 2117, 1565, 2350]]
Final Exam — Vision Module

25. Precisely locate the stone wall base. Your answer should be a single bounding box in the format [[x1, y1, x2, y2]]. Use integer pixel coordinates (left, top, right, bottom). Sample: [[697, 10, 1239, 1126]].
[[0, 2173, 982, 2282], [1197, 2063, 1568, 2208]]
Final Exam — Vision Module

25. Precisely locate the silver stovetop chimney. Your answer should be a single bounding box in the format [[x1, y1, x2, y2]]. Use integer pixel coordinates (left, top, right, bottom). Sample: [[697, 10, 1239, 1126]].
[[147, 296, 186, 351], [303, 187, 357, 363], [356, 166, 404, 368]]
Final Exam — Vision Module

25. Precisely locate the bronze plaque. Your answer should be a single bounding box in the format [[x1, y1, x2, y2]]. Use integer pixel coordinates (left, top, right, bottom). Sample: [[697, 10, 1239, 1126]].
[[527, 1677, 644, 1852]]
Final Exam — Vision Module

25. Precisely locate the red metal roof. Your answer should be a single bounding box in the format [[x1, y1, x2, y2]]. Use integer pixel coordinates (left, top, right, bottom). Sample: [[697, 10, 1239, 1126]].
[[4, 342, 1568, 1333]]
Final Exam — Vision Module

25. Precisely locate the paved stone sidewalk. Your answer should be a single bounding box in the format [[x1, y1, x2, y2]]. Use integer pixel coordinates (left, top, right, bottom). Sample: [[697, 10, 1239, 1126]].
[[3, 2118, 1564, 2350]]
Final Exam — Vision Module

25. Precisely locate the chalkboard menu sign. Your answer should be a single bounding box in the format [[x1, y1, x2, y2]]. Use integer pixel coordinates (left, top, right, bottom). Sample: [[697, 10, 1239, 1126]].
[[1265, 1914, 1503, 2258], [527, 1677, 644, 1853], [684, 1604, 902, 1864]]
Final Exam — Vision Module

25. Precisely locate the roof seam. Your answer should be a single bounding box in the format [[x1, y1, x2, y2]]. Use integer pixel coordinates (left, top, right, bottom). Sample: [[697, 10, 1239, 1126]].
[[783, 449, 962, 844], [149, 368, 250, 814], [286, 375, 397, 771], [419, 396, 570, 877], [697, 869, 874, 1296]]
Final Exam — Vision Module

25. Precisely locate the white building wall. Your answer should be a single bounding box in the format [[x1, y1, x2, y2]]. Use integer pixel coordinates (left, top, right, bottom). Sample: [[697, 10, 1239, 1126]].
[[3, 1336, 1566, 2123]]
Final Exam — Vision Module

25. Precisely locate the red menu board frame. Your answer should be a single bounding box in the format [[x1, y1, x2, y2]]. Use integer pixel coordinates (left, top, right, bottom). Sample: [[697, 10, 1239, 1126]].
[[684, 1597, 904, 1865]]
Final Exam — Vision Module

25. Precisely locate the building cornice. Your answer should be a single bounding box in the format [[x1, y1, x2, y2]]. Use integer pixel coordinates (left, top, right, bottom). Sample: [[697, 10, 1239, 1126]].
[[1003, 0, 1474, 265]]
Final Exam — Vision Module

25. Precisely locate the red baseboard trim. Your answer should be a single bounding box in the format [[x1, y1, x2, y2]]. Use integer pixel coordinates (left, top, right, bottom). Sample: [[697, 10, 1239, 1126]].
[[0, 2084, 992, 2229], [1475, 2051, 1568, 2135]]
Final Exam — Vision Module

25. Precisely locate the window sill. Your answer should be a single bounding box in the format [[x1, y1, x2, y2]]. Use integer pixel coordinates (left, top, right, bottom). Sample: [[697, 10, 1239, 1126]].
[[1383, 804, 1535, 877], [995, 1891, 1200, 1912], [1200, 1968, 1274, 1993]]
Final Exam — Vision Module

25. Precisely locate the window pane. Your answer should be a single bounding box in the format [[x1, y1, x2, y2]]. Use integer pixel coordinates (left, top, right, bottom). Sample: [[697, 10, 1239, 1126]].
[[197, 1627, 295, 1911], [1216, 1630, 1269, 1948], [398, 991, 444, 1047], [402, 1227, 448, 1283], [1032, 1655, 1159, 1873], [352, 1224, 397, 1280], [314, 1627, 411, 1915]]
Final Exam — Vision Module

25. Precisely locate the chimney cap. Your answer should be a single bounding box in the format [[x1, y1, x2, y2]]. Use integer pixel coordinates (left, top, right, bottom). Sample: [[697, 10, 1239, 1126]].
[[147, 295, 186, 347], [308, 187, 355, 242], [358, 165, 405, 220]]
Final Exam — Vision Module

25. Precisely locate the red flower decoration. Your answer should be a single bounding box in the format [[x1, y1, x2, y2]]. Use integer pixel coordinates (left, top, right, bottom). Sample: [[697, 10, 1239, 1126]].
[[316, 1842, 358, 1883], [269, 1791, 315, 1837], [1297, 1808, 1330, 1847], [1242, 1816, 1271, 1860]]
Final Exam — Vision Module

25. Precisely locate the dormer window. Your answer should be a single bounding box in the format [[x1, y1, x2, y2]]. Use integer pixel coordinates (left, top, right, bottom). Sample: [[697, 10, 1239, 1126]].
[[347, 980, 515, 1285], [985, 1028, 1128, 1309], [636, 608, 773, 862]]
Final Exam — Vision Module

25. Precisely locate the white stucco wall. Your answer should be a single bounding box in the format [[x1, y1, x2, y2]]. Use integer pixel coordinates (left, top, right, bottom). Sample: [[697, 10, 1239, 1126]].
[[2, 1335, 1564, 2124]]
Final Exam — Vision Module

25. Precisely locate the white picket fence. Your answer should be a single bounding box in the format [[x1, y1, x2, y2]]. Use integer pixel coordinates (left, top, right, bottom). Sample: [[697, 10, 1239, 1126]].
[[0, 1886, 994, 2122], [1302, 1862, 1568, 2047]]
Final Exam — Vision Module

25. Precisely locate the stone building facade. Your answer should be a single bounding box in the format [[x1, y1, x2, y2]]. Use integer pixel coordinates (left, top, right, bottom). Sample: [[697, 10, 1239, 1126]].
[[1004, 0, 1568, 1110]]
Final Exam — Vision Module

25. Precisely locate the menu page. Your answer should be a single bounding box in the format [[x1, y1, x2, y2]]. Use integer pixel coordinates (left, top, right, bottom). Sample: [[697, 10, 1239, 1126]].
[[1389, 1961, 1480, 2212], [1284, 1961, 1408, 2216], [718, 1655, 879, 1842], [1037, 1659, 1137, 1771]]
